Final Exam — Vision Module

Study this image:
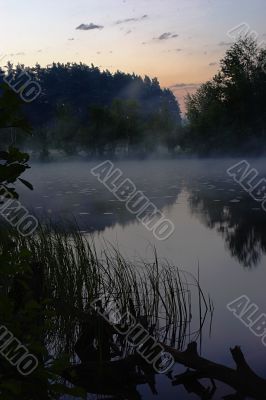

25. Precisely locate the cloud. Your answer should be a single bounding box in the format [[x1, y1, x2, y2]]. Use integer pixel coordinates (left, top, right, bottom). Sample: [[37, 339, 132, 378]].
[[218, 41, 233, 46], [8, 52, 25, 56], [209, 62, 217, 66], [164, 48, 183, 53], [154, 32, 178, 41], [115, 15, 148, 25], [116, 18, 135, 24], [76, 23, 103, 31], [170, 83, 202, 90]]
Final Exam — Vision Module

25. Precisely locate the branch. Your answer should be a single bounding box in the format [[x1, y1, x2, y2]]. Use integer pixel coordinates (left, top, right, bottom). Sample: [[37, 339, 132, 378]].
[[162, 342, 266, 399]]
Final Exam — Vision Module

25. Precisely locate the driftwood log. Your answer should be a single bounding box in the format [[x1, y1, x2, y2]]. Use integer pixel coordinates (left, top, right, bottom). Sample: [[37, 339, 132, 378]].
[[162, 342, 266, 399], [66, 311, 266, 399], [63, 355, 158, 399]]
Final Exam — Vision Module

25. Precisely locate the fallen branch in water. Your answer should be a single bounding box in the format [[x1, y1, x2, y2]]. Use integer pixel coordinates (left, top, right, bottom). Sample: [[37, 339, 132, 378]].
[[162, 342, 266, 399]]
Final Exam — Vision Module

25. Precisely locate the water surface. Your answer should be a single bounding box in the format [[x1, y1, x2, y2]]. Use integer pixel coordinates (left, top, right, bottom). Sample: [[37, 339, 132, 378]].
[[18, 158, 266, 399]]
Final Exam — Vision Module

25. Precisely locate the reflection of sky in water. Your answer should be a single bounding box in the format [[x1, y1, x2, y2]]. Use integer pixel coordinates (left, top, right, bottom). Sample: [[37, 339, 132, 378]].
[[18, 159, 266, 398]]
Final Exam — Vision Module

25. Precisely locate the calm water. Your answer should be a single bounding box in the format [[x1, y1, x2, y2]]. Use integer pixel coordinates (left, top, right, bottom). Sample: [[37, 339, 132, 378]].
[[18, 159, 266, 399]]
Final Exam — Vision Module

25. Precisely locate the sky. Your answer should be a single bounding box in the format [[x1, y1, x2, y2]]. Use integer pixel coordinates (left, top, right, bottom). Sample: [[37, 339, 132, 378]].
[[1, 0, 265, 111]]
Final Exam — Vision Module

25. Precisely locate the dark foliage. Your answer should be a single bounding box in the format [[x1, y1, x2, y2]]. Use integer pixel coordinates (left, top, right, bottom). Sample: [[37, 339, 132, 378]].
[[184, 37, 266, 155], [0, 84, 32, 197], [0, 63, 181, 157]]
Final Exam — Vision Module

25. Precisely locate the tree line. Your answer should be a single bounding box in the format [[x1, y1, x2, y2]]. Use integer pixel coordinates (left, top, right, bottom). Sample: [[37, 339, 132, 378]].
[[0, 63, 181, 158], [1, 36, 266, 158]]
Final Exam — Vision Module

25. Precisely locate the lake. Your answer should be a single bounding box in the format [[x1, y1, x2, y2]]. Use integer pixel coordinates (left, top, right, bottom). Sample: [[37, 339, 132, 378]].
[[17, 158, 266, 399]]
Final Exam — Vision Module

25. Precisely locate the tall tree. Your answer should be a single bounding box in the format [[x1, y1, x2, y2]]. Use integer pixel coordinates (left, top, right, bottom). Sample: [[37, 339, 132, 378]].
[[185, 37, 266, 154]]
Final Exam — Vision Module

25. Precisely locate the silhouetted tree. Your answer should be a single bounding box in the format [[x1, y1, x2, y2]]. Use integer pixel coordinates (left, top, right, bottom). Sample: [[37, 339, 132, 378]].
[[185, 37, 266, 154], [0, 62, 181, 157]]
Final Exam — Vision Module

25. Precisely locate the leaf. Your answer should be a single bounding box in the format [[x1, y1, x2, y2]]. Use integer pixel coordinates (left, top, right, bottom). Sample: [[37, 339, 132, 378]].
[[50, 383, 87, 397], [0, 151, 9, 160], [18, 178, 33, 190]]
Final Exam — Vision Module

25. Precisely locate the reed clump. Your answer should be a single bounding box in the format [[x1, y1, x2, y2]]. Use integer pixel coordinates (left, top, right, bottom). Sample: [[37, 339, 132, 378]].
[[0, 224, 212, 358]]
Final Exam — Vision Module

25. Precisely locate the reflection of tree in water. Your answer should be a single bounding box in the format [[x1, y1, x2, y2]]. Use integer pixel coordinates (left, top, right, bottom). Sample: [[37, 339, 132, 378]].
[[22, 172, 181, 234], [75, 182, 180, 234], [187, 179, 266, 268]]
